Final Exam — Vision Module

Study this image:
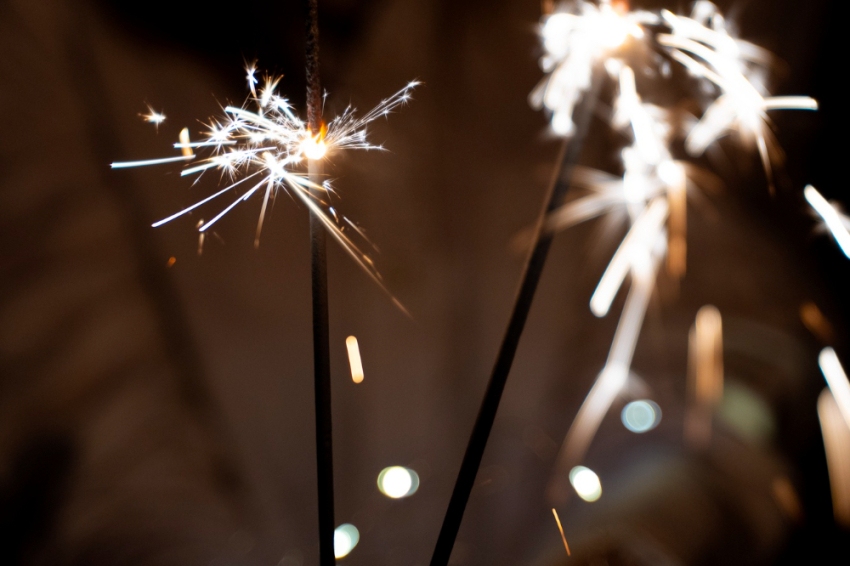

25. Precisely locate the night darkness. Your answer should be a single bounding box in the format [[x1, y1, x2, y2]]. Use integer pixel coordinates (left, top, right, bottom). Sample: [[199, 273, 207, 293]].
[[1, 1, 848, 565]]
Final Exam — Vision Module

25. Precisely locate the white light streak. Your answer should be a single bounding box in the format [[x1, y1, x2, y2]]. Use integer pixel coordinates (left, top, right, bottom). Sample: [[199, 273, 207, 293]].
[[819, 348, 850, 430], [590, 198, 668, 317], [345, 336, 365, 384], [531, 0, 651, 136], [111, 155, 195, 169], [805, 185, 850, 259]]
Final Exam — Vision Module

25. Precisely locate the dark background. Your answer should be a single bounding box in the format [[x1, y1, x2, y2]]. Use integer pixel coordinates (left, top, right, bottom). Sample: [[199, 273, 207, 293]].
[[0, 0, 847, 564]]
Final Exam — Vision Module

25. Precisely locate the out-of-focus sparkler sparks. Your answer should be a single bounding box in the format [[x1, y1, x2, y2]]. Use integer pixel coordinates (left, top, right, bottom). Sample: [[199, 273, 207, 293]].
[[818, 347, 850, 430], [657, 6, 817, 185], [113, 69, 417, 299], [684, 305, 723, 449], [345, 336, 365, 383], [551, 508, 572, 557], [531, 0, 650, 136], [818, 388, 850, 527], [805, 185, 850, 260]]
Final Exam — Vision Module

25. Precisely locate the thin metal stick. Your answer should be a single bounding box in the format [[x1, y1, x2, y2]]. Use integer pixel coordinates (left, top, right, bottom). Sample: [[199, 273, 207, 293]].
[[306, 1, 335, 565], [429, 69, 604, 566]]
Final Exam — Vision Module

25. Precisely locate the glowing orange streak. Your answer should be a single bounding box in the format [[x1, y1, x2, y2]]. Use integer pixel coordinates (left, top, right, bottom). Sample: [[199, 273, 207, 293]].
[[551, 508, 571, 557], [346, 336, 365, 383], [685, 305, 723, 448], [818, 388, 850, 527]]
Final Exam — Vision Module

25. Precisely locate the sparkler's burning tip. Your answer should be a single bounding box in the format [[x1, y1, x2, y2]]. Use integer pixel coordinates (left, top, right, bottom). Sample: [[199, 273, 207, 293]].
[[805, 185, 850, 259], [302, 125, 328, 161]]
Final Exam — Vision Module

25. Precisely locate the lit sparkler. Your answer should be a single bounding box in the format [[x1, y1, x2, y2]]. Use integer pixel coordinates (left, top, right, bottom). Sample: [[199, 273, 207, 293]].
[[533, 1, 815, 477], [113, 68, 417, 286], [531, 0, 651, 136]]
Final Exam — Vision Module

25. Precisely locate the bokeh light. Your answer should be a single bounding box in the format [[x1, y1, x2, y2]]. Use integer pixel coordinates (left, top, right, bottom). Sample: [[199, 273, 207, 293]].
[[569, 466, 602, 502], [333, 524, 360, 559], [621, 400, 661, 433], [377, 466, 420, 499]]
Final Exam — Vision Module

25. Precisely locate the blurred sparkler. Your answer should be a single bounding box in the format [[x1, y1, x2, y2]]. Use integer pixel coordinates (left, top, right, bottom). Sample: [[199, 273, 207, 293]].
[[535, 0, 814, 477]]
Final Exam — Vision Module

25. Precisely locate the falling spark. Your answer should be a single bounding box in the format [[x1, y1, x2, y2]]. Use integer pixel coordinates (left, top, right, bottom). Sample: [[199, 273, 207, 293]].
[[112, 68, 417, 303], [684, 305, 723, 449], [178, 127, 194, 158], [818, 348, 850, 430], [771, 476, 803, 522], [345, 336, 365, 383], [166, 256, 176, 267], [142, 105, 166, 127], [800, 301, 834, 344], [551, 508, 572, 557], [818, 388, 850, 527], [805, 185, 850, 259]]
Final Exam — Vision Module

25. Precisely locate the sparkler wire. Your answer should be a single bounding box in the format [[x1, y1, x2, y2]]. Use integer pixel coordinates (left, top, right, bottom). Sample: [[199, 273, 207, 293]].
[[305, 2, 336, 565], [429, 67, 604, 566]]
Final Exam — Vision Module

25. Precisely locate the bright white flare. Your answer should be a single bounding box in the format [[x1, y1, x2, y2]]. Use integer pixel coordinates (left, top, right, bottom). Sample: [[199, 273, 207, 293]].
[[531, 0, 650, 136], [569, 466, 602, 502], [112, 69, 417, 299], [805, 185, 850, 259], [819, 348, 850, 430]]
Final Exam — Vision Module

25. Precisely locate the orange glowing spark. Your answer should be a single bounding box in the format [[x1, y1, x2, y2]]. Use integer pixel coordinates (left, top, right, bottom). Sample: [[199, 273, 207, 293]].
[[685, 305, 723, 448], [346, 336, 365, 383], [800, 301, 834, 344], [551, 508, 571, 557], [818, 388, 850, 527], [166, 256, 177, 267]]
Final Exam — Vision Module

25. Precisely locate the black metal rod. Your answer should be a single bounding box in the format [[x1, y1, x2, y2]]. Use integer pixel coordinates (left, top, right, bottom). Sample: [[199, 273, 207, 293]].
[[306, 2, 335, 565], [429, 70, 604, 566]]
